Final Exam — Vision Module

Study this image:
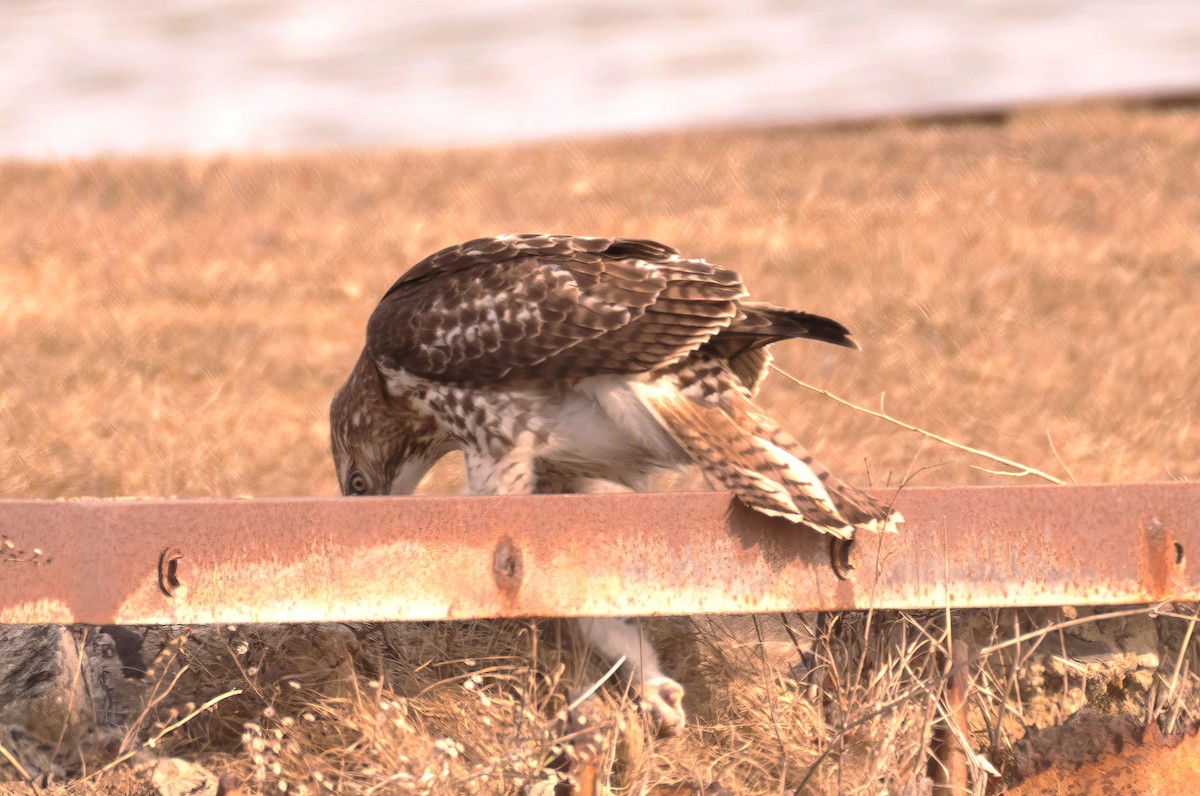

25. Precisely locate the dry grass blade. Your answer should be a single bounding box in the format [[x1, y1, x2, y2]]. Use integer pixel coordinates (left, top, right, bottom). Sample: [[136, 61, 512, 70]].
[[0, 741, 38, 792], [794, 684, 928, 793], [1045, 430, 1078, 485], [567, 655, 626, 712], [750, 614, 789, 790], [1164, 605, 1199, 733], [976, 605, 1161, 657], [769, 365, 1066, 486], [117, 662, 193, 760], [86, 688, 243, 782]]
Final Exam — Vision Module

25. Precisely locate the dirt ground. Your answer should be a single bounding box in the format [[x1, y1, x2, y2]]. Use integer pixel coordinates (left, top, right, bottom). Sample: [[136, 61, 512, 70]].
[[1, 101, 1198, 793]]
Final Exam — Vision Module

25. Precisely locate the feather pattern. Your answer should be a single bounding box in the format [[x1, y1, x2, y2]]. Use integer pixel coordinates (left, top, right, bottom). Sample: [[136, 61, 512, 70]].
[[367, 234, 743, 383], [629, 354, 899, 538], [337, 233, 899, 536], [331, 233, 901, 736]]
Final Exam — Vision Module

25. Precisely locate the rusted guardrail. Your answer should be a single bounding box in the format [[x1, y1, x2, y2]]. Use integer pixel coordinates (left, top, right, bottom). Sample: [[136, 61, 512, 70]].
[[0, 483, 1196, 625]]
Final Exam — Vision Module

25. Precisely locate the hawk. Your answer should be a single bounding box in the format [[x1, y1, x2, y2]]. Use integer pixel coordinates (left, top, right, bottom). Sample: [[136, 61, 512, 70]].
[[330, 234, 900, 732]]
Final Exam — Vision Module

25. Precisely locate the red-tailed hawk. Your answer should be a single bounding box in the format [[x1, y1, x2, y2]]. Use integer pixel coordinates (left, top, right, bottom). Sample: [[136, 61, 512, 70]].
[[330, 234, 900, 732]]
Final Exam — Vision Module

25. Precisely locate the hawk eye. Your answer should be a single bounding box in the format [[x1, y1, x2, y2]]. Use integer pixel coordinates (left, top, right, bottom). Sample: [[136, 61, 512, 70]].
[[347, 472, 369, 496]]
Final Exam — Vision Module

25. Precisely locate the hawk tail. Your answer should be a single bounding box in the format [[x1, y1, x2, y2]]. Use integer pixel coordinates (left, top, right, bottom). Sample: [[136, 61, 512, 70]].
[[704, 302, 859, 393], [730, 302, 859, 349], [631, 376, 901, 538]]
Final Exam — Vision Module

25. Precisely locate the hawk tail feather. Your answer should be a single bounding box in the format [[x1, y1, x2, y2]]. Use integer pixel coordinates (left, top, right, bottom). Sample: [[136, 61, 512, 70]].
[[732, 302, 859, 349], [705, 302, 860, 393], [707, 302, 859, 355], [631, 379, 901, 538]]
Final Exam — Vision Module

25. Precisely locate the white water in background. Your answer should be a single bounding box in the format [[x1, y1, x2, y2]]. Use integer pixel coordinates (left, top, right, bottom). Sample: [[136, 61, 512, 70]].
[[1, 0, 1198, 160]]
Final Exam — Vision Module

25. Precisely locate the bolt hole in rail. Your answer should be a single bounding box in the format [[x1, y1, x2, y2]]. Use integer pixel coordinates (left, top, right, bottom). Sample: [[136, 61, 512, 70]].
[[0, 483, 1196, 625]]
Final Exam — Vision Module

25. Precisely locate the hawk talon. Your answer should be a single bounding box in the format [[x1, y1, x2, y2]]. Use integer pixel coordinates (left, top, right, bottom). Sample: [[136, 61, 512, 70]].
[[642, 675, 686, 737]]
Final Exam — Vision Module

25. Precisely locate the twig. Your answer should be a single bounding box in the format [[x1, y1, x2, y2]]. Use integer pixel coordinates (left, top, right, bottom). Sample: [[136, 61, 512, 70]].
[[52, 627, 87, 765], [1168, 659, 1193, 734], [779, 612, 810, 664], [769, 366, 1066, 485], [970, 465, 1035, 478], [567, 654, 626, 712], [1164, 605, 1198, 733], [364, 771, 411, 795], [794, 685, 927, 794], [1057, 626, 1071, 712], [0, 740, 39, 792], [1046, 430, 1078, 484], [1009, 612, 1025, 726], [86, 689, 242, 781], [119, 663, 192, 759], [751, 615, 789, 793], [977, 605, 1160, 658], [924, 647, 1001, 783]]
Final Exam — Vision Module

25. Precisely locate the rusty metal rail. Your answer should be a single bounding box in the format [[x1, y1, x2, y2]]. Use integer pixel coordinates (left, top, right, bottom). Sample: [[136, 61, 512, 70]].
[[0, 483, 1196, 625]]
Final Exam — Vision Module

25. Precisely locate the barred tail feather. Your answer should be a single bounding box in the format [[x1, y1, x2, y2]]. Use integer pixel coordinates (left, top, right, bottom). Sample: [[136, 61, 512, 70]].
[[630, 379, 901, 538], [749, 406, 904, 535]]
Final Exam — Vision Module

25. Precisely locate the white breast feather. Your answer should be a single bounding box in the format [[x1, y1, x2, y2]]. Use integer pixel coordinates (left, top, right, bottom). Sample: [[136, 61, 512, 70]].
[[551, 376, 685, 470]]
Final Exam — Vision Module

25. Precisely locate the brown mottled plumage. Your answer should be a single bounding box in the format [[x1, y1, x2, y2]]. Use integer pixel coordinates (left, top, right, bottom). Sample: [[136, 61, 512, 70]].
[[331, 233, 898, 536], [330, 234, 901, 734]]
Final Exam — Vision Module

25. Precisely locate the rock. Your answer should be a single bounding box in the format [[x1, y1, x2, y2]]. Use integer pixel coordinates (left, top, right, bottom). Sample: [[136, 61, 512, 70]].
[[149, 756, 221, 796], [0, 626, 68, 705], [100, 624, 148, 677], [1061, 635, 1119, 663], [0, 625, 126, 740]]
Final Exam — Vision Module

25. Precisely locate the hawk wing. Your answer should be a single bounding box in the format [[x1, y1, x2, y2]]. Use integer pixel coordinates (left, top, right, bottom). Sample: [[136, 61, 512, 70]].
[[360, 233, 894, 536], [366, 234, 746, 383]]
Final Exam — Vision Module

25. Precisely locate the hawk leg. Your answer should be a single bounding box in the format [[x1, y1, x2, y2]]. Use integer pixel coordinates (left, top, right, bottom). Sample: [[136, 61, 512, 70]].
[[535, 471, 687, 735], [576, 617, 686, 736]]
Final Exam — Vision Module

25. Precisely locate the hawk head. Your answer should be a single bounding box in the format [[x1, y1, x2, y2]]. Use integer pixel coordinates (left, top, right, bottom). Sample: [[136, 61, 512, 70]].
[[329, 351, 454, 496]]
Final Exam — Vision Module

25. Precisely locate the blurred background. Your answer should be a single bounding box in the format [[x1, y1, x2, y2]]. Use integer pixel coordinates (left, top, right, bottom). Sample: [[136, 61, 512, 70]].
[[3, 1, 1199, 501], [3, 0, 1199, 159]]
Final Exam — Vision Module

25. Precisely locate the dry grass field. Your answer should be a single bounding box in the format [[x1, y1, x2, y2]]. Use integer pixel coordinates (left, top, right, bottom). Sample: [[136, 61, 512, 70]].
[[1, 101, 1198, 793]]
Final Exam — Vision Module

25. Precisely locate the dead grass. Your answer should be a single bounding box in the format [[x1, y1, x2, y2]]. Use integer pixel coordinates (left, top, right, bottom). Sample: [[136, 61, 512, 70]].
[[11, 607, 1196, 794], [2, 100, 1199, 793]]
